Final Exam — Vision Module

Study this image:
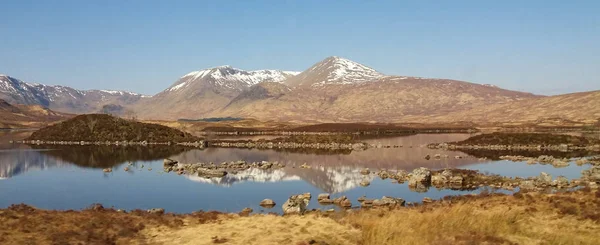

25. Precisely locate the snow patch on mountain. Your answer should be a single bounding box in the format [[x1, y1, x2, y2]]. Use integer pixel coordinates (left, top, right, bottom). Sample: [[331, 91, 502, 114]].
[[314, 56, 385, 86], [170, 66, 300, 92]]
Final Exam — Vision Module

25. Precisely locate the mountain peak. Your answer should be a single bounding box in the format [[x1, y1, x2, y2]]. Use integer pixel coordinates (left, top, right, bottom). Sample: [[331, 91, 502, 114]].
[[285, 56, 385, 87], [169, 66, 300, 93]]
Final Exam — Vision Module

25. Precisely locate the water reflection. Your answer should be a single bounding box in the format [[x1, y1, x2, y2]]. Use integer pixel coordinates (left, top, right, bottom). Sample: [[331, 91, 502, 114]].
[[0, 131, 593, 213], [30, 145, 189, 168]]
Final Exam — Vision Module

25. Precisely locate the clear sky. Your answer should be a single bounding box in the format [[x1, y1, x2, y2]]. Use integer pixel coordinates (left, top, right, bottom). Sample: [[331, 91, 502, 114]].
[[1, 0, 598, 95]]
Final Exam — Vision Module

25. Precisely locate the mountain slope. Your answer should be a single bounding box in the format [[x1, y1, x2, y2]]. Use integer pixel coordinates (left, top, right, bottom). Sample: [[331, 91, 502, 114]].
[[0, 99, 71, 128], [134, 66, 299, 120], [0, 74, 147, 114], [414, 90, 600, 124], [211, 57, 539, 122]]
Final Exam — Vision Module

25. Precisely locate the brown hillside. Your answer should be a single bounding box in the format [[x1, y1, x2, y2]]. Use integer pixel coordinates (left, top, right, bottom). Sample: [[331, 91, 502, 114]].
[[27, 114, 199, 142], [0, 99, 71, 128], [411, 90, 600, 125]]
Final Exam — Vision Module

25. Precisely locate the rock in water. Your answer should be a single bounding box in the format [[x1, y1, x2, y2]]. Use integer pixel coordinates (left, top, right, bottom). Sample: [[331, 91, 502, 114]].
[[163, 158, 178, 166], [317, 193, 330, 201], [241, 207, 253, 214], [373, 196, 405, 207], [536, 172, 552, 186], [360, 180, 371, 187], [408, 167, 432, 186], [282, 194, 310, 215], [259, 199, 276, 207], [360, 168, 370, 175]]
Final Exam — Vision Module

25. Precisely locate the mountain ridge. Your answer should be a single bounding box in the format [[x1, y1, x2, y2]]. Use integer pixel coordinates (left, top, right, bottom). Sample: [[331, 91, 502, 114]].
[[0, 74, 147, 114]]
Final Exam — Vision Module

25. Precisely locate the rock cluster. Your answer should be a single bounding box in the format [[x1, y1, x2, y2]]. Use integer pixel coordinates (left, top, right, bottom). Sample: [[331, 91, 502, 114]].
[[282, 193, 311, 215], [163, 159, 285, 177], [429, 142, 600, 152], [211, 141, 368, 150]]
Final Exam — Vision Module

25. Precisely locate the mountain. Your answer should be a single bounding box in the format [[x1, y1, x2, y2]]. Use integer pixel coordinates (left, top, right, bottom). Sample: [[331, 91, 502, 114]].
[[0, 74, 147, 114], [414, 90, 600, 125], [133, 66, 299, 120], [0, 99, 70, 128], [284, 56, 384, 88], [211, 56, 539, 122]]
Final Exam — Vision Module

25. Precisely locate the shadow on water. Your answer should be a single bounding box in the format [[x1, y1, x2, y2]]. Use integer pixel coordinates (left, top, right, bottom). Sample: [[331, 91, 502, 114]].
[[28, 145, 190, 168]]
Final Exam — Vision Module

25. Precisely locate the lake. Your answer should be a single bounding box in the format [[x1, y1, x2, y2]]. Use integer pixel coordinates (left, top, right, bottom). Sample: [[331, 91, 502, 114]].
[[0, 131, 592, 214]]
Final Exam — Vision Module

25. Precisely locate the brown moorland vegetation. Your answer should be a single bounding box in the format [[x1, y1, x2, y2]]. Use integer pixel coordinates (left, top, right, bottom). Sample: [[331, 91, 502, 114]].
[[454, 132, 599, 146], [2, 190, 599, 245], [27, 114, 200, 142]]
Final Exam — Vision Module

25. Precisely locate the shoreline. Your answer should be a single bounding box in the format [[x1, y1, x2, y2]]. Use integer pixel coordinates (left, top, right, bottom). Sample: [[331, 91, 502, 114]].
[[2, 188, 598, 244]]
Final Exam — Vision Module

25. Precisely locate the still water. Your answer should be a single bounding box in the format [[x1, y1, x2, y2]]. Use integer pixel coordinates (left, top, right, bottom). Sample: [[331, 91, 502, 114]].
[[0, 131, 591, 213]]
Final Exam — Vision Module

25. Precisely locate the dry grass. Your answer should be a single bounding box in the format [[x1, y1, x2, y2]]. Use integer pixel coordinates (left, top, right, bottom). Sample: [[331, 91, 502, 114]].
[[144, 214, 359, 245], [2, 191, 599, 245], [341, 190, 600, 245]]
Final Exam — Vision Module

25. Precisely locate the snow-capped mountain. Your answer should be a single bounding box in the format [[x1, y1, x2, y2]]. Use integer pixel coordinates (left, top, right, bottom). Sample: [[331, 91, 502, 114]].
[[0, 74, 147, 114], [166, 66, 299, 93], [284, 56, 385, 88], [133, 66, 300, 120]]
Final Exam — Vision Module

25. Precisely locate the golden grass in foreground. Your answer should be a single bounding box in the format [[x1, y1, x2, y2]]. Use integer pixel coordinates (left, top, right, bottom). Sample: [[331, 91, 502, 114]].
[[144, 214, 359, 245], [344, 199, 599, 245], [146, 190, 600, 245], [2, 190, 599, 244]]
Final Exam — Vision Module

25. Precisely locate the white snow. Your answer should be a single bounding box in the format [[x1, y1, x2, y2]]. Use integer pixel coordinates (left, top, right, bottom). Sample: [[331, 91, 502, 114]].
[[313, 56, 385, 86], [170, 66, 300, 92]]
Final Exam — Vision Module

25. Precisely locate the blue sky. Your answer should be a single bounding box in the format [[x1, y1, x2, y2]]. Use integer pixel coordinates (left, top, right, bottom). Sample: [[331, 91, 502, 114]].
[[1, 0, 598, 95]]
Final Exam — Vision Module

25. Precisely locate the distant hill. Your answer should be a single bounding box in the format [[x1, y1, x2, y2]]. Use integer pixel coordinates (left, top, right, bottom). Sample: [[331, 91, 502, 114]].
[[27, 114, 199, 142], [410, 90, 600, 125], [0, 99, 70, 129], [0, 74, 148, 114]]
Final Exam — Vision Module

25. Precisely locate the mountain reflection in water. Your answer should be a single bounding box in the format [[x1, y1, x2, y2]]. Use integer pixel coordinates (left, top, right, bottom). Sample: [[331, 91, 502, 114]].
[[0, 132, 591, 213]]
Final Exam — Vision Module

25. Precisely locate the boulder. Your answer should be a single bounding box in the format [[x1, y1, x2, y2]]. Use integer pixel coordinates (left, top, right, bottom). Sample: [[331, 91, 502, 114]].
[[408, 167, 432, 186], [333, 196, 348, 204], [164, 158, 178, 166], [259, 199, 276, 207], [450, 175, 464, 184], [393, 170, 409, 181], [360, 168, 370, 175], [377, 170, 390, 179], [360, 180, 371, 187], [520, 180, 536, 190], [241, 207, 253, 214], [317, 193, 330, 201], [422, 197, 433, 203], [318, 198, 334, 204], [340, 199, 352, 208], [282, 194, 310, 215], [372, 196, 405, 207], [552, 176, 569, 188], [536, 172, 552, 186]]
